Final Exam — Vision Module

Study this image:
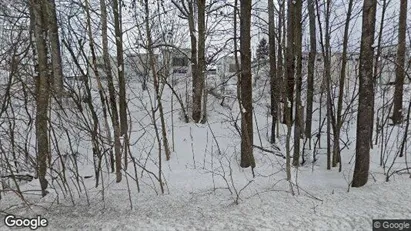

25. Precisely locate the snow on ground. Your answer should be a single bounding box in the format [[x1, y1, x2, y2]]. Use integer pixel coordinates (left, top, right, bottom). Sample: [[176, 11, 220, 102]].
[[1, 79, 411, 231]]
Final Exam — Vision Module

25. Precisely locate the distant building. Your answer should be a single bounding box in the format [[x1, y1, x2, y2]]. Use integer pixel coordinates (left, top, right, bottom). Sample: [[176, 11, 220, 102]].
[[301, 52, 360, 93], [377, 45, 411, 85], [163, 48, 191, 77], [88, 53, 159, 81], [218, 55, 238, 75], [217, 55, 239, 94]]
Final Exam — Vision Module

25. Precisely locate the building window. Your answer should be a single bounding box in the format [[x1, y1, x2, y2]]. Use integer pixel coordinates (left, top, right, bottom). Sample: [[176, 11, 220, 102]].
[[172, 57, 189, 67]]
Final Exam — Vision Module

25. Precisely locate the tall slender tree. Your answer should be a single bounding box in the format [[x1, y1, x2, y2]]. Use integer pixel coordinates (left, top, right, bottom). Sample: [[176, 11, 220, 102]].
[[352, 0, 377, 187], [268, 0, 278, 143], [99, 0, 121, 178], [392, 0, 408, 125], [171, 0, 206, 123], [293, 0, 302, 166], [31, 0, 50, 196], [239, 0, 255, 170], [334, 0, 354, 170], [112, 0, 129, 169], [197, 0, 206, 123], [285, 0, 295, 124], [305, 0, 316, 142], [47, 0, 64, 96]]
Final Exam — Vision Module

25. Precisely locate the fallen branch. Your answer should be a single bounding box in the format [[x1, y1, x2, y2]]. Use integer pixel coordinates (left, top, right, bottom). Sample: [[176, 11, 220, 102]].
[[252, 144, 285, 159]]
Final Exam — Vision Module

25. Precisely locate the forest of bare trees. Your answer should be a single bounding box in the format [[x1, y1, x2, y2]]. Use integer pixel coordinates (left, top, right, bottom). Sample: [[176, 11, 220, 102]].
[[1, 0, 411, 229]]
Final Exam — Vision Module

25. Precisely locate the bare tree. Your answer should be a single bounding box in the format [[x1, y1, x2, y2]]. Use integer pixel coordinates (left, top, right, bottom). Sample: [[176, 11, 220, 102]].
[[305, 0, 316, 142], [30, 0, 50, 197], [334, 0, 354, 170], [352, 0, 377, 187], [111, 0, 129, 168], [171, 0, 206, 123], [239, 0, 255, 171], [99, 0, 122, 179], [197, 0, 206, 123], [143, 0, 171, 162], [285, 0, 295, 124], [392, 0, 408, 125], [292, 0, 302, 167], [277, 0, 285, 127], [47, 0, 64, 96], [316, 0, 332, 170], [268, 0, 278, 143]]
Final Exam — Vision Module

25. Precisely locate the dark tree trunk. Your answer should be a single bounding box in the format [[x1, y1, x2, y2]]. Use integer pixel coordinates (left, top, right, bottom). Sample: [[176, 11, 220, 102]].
[[31, 0, 50, 197], [293, 0, 302, 166], [334, 0, 354, 169], [239, 0, 255, 170], [285, 0, 295, 125], [268, 0, 278, 143], [305, 0, 316, 140], [112, 0, 128, 169], [352, 0, 377, 187], [392, 0, 407, 125], [47, 0, 63, 97], [198, 0, 206, 123]]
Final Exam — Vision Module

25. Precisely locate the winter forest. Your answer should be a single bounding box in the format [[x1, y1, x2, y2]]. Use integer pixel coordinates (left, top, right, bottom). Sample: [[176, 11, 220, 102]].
[[1, 0, 411, 230]]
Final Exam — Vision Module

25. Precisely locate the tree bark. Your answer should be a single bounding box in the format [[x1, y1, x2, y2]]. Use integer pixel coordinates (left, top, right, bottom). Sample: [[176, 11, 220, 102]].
[[99, 0, 117, 174], [305, 0, 316, 140], [96, 0, 122, 182], [112, 0, 128, 169], [47, 0, 64, 97], [239, 0, 255, 170], [285, 0, 295, 124], [198, 0, 206, 123], [352, 0, 377, 187], [293, 0, 302, 167], [392, 0, 407, 125], [268, 0, 278, 143], [334, 0, 354, 169], [31, 0, 50, 197]]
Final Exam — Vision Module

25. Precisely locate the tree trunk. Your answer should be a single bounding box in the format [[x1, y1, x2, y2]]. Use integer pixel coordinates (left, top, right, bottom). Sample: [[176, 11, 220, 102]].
[[85, 0, 113, 186], [392, 0, 407, 125], [198, 0, 206, 123], [31, 0, 50, 197], [373, 0, 388, 148], [334, 0, 354, 169], [98, 0, 122, 182], [112, 0, 128, 169], [293, 0, 302, 167], [268, 0, 278, 143], [285, 0, 295, 124], [305, 0, 316, 140], [186, 1, 201, 123], [145, 0, 171, 162], [239, 0, 255, 170], [47, 0, 63, 97], [352, 0, 377, 187], [99, 0, 117, 174]]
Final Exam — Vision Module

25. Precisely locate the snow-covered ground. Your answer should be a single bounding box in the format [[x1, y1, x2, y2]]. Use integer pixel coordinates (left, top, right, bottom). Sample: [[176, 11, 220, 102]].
[[1, 77, 411, 231]]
